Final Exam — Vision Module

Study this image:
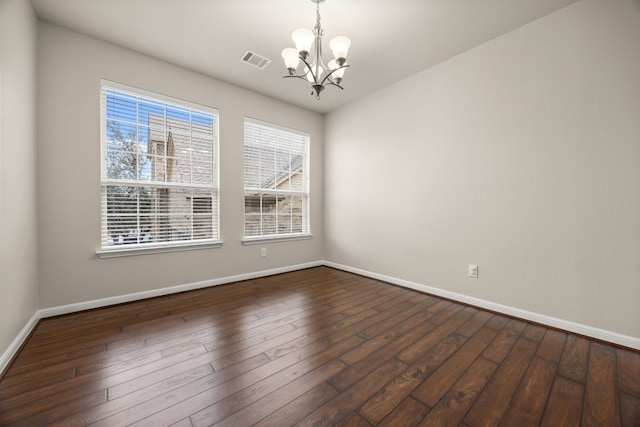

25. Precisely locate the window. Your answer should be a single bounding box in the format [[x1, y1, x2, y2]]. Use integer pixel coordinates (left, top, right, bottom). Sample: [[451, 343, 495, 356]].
[[99, 81, 220, 255], [243, 118, 310, 241]]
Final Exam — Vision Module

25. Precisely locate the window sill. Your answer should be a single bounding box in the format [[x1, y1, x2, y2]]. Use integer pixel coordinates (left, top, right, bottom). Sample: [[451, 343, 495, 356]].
[[96, 240, 223, 258], [242, 234, 313, 246]]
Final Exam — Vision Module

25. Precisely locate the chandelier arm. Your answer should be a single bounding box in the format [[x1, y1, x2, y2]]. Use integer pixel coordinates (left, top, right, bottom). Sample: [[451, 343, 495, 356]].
[[281, 54, 318, 82], [299, 54, 319, 83], [324, 82, 345, 90], [282, 75, 312, 82], [283, 75, 344, 90], [319, 64, 350, 86]]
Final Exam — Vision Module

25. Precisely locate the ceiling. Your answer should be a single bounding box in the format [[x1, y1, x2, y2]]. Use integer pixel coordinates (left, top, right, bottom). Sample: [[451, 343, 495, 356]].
[[30, 0, 580, 114]]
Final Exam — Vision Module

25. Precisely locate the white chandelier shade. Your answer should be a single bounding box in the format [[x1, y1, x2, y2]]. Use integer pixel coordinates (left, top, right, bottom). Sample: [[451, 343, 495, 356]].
[[329, 36, 351, 62], [282, 0, 351, 99]]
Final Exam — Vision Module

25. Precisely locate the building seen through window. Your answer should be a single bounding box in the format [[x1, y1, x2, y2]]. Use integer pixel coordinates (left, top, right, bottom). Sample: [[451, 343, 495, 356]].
[[101, 82, 219, 251]]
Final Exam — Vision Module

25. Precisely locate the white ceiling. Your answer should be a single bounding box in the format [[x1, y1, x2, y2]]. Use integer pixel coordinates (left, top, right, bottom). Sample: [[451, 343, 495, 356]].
[[30, 0, 579, 114]]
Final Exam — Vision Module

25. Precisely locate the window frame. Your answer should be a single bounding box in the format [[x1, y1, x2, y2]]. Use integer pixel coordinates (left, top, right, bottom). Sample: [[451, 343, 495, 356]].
[[242, 117, 312, 244], [97, 80, 222, 258]]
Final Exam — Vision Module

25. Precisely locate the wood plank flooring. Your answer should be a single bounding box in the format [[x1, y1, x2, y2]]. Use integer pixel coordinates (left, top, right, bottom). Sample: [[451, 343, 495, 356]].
[[1, 266, 639, 426]]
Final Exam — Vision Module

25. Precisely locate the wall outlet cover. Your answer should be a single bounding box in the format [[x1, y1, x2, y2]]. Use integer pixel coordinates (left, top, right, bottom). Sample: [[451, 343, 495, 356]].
[[468, 264, 478, 278]]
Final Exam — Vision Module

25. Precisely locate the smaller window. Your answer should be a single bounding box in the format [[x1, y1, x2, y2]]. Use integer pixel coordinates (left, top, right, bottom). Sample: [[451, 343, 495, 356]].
[[243, 118, 310, 241]]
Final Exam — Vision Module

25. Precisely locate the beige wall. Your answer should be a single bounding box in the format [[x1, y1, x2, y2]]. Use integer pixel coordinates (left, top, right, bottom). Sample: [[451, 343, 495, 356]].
[[36, 22, 324, 308], [0, 0, 40, 356], [325, 0, 640, 339]]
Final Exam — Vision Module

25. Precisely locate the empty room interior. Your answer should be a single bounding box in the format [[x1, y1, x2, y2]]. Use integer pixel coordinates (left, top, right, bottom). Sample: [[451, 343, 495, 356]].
[[1, 0, 639, 425]]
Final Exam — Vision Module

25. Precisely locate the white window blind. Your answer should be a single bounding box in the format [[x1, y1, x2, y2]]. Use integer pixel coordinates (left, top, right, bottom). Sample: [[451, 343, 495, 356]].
[[100, 81, 219, 253], [244, 118, 310, 239]]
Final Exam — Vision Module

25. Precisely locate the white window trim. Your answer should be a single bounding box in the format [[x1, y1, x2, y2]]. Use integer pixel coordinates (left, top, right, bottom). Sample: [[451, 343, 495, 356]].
[[97, 240, 224, 258], [241, 233, 312, 246], [243, 117, 311, 239], [98, 80, 221, 256]]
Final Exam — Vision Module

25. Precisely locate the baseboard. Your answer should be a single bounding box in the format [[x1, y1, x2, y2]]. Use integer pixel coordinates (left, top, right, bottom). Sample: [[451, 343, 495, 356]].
[[1, 260, 322, 376], [39, 261, 324, 318], [3, 258, 638, 377], [0, 311, 40, 377], [324, 261, 640, 351]]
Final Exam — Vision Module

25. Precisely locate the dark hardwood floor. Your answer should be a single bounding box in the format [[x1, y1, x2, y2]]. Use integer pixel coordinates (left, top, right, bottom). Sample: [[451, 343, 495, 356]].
[[1, 266, 639, 426]]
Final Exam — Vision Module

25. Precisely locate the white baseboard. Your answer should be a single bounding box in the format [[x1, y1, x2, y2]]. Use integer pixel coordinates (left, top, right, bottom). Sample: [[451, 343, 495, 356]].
[[39, 261, 324, 318], [1, 261, 322, 375], [324, 261, 640, 351], [3, 259, 639, 377], [0, 311, 40, 376]]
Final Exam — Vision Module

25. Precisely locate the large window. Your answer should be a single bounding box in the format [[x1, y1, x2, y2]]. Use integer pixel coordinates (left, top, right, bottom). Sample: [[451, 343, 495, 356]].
[[244, 118, 310, 240], [100, 81, 220, 255]]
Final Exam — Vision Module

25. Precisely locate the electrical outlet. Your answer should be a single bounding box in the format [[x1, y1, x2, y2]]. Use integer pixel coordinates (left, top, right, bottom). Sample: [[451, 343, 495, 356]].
[[468, 264, 478, 278], [261, 248, 267, 257]]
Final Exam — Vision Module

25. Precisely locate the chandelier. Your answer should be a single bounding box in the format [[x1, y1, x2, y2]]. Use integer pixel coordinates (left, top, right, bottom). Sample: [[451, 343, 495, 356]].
[[281, 0, 351, 99]]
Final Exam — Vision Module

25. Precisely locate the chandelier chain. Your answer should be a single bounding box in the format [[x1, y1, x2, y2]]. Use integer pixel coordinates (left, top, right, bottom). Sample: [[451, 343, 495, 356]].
[[315, 2, 323, 36]]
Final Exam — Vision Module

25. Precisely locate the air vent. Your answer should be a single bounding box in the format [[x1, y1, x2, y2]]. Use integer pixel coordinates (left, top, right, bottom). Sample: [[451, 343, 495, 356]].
[[241, 50, 272, 70]]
